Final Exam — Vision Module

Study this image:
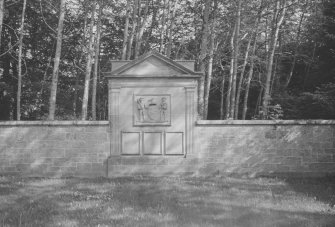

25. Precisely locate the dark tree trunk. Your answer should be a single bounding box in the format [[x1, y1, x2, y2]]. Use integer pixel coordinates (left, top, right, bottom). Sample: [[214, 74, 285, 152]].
[[225, 23, 235, 119], [17, 0, 27, 120], [121, 0, 131, 60], [48, 0, 66, 120], [0, 0, 4, 46], [229, 0, 241, 119], [262, 0, 286, 118], [198, 0, 211, 119], [127, 0, 139, 60], [81, 1, 96, 120], [91, 2, 102, 120]]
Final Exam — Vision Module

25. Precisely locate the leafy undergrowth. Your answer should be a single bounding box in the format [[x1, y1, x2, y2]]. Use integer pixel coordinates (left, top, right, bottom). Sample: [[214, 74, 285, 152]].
[[0, 175, 335, 227]]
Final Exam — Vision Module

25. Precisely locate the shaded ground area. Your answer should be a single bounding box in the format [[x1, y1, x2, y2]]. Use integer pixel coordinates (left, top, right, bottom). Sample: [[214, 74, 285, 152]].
[[0, 175, 335, 227]]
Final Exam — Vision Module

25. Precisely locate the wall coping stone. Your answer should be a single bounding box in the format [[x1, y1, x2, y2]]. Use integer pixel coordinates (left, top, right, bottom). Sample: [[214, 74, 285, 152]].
[[196, 120, 335, 125], [1, 120, 334, 126], [0, 121, 109, 126]]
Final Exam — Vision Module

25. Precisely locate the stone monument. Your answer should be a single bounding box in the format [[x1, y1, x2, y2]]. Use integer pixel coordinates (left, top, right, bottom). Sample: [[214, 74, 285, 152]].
[[105, 51, 202, 175]]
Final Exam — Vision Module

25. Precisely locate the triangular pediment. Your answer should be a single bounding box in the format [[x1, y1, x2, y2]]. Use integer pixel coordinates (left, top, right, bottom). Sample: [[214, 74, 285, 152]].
[[106, 51, 201, 78], [121, 56, 186, 76]]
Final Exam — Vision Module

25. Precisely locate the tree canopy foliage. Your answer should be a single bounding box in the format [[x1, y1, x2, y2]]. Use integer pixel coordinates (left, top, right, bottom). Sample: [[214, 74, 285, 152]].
[[0, 0, 334, 120]]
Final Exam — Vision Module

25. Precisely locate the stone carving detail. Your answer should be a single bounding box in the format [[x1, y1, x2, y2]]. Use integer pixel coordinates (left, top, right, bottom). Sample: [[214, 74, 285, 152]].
[[134, 94, 171, 126]]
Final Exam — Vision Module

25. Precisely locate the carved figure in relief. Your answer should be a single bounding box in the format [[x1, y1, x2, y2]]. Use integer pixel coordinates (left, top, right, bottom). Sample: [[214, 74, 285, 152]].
[[134, 95, 170, 125], [159, 97, 168, 121], [136, 97, 145, 122]]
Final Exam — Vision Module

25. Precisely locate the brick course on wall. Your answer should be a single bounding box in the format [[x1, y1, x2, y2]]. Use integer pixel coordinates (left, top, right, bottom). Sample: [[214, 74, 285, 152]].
[[1, 120, 335, 177], [106, 120, 335, 177], [0, 121, 109, 177], [194, 120, 335, 177]]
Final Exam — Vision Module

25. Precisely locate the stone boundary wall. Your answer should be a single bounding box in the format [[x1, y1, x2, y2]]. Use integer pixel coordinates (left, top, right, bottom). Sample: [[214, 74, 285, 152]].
[[1, 120, 335, 177], [0, 121, 109, 177], [195, 120, 335, 177]]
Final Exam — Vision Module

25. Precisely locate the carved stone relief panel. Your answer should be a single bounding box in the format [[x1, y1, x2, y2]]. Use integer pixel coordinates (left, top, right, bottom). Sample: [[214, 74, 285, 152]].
[[134, 94, 171, 126]]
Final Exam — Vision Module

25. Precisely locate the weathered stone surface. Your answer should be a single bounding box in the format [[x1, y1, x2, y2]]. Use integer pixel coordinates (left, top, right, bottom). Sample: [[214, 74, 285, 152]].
[[192, 123, 335, 177], [0, 123, 109, 177], [0, 122, 334, 177]]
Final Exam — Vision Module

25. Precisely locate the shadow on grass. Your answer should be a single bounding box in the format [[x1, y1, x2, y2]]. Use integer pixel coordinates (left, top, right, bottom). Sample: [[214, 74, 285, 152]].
[[282, 176, 335, 207], [0, 176, 335, 227]]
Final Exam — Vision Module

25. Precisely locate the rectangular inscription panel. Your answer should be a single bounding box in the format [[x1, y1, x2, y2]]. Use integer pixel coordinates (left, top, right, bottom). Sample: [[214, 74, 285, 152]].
[[121, 132, 140, 155], [165, 132, 183, 155], [143, 132, 162, 155]]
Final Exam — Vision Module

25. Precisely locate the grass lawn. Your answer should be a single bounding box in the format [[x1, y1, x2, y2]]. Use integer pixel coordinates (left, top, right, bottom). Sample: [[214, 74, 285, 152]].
[[0, 175, 335, 227]]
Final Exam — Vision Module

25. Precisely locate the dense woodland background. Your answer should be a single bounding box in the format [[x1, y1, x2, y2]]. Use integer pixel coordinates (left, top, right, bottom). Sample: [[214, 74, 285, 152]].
[[0, 0, 334, 120]]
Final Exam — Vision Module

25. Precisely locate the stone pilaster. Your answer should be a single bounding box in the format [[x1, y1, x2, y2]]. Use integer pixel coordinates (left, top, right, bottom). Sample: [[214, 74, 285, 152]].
[[109, 86, 121, 155], [185, 86, 196, 156]]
